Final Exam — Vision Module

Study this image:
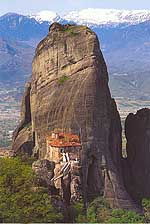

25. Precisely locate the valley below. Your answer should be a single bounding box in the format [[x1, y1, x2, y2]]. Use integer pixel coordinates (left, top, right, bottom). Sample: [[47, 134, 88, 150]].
[[1, 83, 150, 147], [0, 83, 20, 147]]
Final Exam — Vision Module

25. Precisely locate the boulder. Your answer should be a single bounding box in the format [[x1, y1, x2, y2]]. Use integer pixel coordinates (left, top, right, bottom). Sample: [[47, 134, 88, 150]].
[[12, 126, 33, 155], [32, 159, 57, 193]]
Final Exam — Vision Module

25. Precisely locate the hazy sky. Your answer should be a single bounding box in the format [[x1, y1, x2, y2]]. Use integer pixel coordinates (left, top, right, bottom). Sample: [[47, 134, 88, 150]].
[[0, 0, 150, 15]]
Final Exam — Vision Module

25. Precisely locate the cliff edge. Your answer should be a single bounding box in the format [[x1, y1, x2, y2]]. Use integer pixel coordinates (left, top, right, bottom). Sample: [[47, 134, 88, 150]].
[[12, 23, 139, 211]]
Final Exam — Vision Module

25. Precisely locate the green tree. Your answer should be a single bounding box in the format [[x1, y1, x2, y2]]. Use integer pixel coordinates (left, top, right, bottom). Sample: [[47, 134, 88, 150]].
[[0, 157, 63, 223], [107, 209, 144, 223], [73, 197, 112, 223], [58, 75, 69, 84], [73, 197, 145, 223], [70, 201, 87, 223], [142, 198, 150, 222], [86, 197, 112, 223]]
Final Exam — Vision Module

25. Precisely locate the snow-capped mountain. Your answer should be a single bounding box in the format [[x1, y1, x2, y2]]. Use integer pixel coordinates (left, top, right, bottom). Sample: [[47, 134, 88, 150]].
[[63, 8, 150, 26], [29, 8, 150, 26], [29, 10, 62, 24]]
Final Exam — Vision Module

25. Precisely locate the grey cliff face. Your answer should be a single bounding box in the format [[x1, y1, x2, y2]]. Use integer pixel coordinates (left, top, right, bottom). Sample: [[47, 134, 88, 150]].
[[12, 82, 34, 155], [12, 23, 140, 211], [123, 108, 150, 204]]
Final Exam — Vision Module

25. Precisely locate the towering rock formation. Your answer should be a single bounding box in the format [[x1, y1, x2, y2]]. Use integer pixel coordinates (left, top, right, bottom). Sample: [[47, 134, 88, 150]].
[[12, 23, 139, 211], [12, 82, 34, 155], [123, 108, 150, 204]]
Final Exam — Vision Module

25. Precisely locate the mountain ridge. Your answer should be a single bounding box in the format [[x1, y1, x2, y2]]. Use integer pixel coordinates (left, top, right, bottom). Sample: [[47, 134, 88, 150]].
[[2, 8, 150, 27], [0, 10, 150, 99], [28, 8, 150, 26]]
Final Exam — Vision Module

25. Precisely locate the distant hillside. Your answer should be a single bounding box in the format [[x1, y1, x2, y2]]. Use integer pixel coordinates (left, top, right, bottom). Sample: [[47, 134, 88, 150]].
[[0, 38, 34, 84], [0, 13, 49, 84], [94, 21, 150, 99], [0, 13, 49, 42], [0, 10, 150, 99]]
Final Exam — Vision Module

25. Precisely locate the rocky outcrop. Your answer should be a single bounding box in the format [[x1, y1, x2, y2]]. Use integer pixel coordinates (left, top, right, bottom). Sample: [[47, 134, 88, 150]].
[[123, 108, 150, 204], [12, 23, 139, 211], [103, 99, 138, 210], [12, 125, 34, 155], [32, 159, 57, 192], [12, 82, 34, 155]]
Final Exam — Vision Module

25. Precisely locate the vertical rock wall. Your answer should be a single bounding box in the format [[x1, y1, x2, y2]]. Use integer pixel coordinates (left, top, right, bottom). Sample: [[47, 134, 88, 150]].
[[123, 108, 150, 204], [12, 23, 140, 211], [12, 82, 34, 155]]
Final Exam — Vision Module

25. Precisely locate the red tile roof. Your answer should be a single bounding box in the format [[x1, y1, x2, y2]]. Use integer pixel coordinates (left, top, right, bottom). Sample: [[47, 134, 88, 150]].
[[46, 132, 81, 147]]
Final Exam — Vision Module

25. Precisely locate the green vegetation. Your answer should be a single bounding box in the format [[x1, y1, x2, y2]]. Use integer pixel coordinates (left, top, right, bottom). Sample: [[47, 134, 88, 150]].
[[86, 27, 93, 34], [71, 197, 145, 223], [18, 153, 36, 165], [86, 197, 112, 223], [64, 25, 93, 36], [142, 198, 150, 222], [69, 30, 78, 36], [68, 201, 85, 222], [58, 75, 69, 85], [62, 26, 79, 36], [0, 157, 63, 223], [107, 209, 144, 223], [0, 156, 149, 223]]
